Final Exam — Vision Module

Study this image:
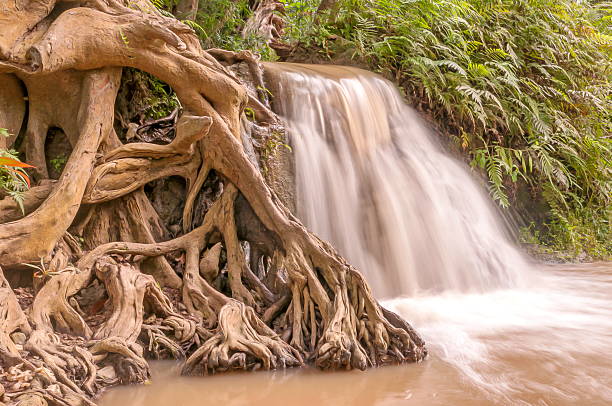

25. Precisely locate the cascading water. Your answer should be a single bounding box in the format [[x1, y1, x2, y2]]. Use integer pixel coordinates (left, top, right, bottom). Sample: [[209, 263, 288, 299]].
[[100, 63, 612, 406], [262, 63, 612, 405], [266, 63, 529, 298]]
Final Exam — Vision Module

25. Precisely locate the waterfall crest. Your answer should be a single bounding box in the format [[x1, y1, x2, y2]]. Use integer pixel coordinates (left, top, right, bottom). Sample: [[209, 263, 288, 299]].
[[267, 63, 529, 298]]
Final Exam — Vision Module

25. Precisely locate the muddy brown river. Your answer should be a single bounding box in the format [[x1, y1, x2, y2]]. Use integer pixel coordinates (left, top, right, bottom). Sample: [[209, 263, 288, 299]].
[[100, 263, 612, 406], [102, 64, 610, 406]]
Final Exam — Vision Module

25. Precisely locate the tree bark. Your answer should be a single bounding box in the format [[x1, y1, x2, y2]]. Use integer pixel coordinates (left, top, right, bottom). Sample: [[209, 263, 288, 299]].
[[0, 1, 426, 403]]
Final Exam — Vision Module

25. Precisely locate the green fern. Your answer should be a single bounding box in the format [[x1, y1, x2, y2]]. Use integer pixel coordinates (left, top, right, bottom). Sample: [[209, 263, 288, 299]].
[[281, 0, 612, 256]]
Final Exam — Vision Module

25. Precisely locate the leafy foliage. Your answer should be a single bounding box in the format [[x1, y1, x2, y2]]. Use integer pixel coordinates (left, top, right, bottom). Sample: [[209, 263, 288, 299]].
[[259, 130, 293, 177], [154, 0, 277, 59], [281, 0, 611, 258], [144, 74, 179, 119], [49, 155, 68, 173], [0, 129, 34, 214]]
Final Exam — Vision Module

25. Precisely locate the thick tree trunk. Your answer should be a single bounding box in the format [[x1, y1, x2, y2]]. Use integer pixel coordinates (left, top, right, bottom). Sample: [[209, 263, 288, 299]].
[[0, 1, 426, 404], [316, 0, 340, 22]]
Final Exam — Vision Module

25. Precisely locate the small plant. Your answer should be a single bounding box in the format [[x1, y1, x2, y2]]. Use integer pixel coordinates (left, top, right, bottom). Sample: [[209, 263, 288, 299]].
[[181, 19, 206, 36], [49, 155, 68, 173], [145, 75, 179, 119], [260, 130, 292, 176], [150, 0, 179, 11], [256, 85, 274, 102], [119, 28, 130, 47], [0, 130, 35, 214], [244, 107, 256, 121], [23, 257, 79, 279]]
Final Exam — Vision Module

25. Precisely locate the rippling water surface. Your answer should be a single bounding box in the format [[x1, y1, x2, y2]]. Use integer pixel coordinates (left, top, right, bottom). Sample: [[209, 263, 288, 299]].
[[101, 264, 612, 406]]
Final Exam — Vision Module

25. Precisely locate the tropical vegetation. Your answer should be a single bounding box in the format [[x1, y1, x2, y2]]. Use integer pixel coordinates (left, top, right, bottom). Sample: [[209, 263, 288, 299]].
[[193, 0, 611, 258], [0, 128, 33, 213]]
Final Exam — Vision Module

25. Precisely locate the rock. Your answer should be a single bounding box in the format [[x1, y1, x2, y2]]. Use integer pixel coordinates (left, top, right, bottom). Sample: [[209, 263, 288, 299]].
[[10, 332, 26, 345], [199, 242, 222, 283], [97, 365, 118, 385], [147, 177, 186, 229], [75, 279, 106, 307]]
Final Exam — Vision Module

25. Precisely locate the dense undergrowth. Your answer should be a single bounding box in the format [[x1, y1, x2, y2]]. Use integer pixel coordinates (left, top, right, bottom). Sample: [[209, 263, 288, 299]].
[[102, 1, 612, 258], [281, 0, 612, 259], [153, 0, 278, 58]]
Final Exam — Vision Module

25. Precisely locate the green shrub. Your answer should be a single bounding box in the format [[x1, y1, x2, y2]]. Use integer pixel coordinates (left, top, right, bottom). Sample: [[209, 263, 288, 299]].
[[154, 0, 277, 59], [282, 0, 612, 257], [0, 129, 34, 213]]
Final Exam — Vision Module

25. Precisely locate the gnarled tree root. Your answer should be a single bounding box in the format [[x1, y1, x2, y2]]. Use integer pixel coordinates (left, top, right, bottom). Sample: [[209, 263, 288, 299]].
[[182, 300, 302, 375], [0, 0, 426, 403]]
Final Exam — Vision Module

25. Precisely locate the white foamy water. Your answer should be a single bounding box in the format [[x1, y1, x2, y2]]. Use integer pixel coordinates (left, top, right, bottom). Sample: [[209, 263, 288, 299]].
[[385, 264, 612, 405], [267, 63, 530, 298]]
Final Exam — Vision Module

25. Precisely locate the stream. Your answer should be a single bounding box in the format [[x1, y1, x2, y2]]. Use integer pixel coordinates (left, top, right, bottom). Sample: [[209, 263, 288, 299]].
[[101, 64, 611, 405], [100, 264, 612, 406]]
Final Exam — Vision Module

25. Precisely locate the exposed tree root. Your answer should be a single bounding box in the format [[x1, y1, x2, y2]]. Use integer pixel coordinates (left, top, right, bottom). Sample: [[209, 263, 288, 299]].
[[0, 0, 426, 404], [0, 268, 31, 367], [243, 0, 285, 46], [182, 300, 302, 375]]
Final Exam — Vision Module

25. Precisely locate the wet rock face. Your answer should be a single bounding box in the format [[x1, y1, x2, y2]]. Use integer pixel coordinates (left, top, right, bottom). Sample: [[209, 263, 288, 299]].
[[259, 65, 296, 213], [229, 61, 297, 214], [261, 137, 295, 213], [245, 119, 296, 215]]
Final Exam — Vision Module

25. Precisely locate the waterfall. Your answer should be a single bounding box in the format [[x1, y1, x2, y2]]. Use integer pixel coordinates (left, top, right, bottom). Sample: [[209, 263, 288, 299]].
[[266, 63, 529, 298], [101, 63, 612, 406]]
